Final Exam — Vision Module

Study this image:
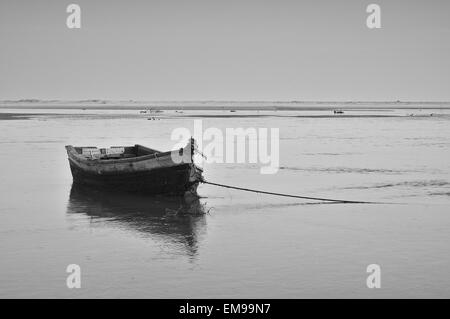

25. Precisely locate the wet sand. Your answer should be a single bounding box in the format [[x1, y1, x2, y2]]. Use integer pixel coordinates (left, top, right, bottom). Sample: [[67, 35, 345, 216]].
[[1, 110, 443, 121]]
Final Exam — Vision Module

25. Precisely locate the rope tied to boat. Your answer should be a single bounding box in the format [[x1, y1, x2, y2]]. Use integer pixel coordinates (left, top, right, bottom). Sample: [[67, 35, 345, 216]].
[[201, 181, 379, 204]]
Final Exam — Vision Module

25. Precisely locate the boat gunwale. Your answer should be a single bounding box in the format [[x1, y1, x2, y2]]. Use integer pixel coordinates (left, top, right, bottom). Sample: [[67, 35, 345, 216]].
[[65, 144, 186, 165]]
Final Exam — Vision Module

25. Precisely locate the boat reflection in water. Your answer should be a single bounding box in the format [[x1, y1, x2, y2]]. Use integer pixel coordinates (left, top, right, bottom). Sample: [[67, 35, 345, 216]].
[[66, 185, 208, 256]]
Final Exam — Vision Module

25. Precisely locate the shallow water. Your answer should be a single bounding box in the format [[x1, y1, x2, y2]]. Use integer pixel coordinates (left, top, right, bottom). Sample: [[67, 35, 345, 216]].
[[1, 107, 450, 298]]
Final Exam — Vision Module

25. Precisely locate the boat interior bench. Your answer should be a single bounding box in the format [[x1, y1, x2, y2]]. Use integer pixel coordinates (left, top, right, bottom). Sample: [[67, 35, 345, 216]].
[[75, 144, 160, 160]]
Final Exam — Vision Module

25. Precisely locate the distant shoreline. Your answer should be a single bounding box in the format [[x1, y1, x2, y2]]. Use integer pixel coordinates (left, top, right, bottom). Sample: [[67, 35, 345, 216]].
[[1, 100, 450, 110]]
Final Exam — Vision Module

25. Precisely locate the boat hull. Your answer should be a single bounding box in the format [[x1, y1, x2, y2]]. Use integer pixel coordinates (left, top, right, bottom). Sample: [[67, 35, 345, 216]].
[[66, 142, 203, 196], [69, 161, 199, 195]]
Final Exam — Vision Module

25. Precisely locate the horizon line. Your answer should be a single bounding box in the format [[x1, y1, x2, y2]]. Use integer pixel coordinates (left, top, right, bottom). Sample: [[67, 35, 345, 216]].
[[2, 99, 450, 104]]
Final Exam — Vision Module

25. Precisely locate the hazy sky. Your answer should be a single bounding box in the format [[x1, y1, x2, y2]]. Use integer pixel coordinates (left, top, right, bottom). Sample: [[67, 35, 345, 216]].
[[1, 0, 449, 101]]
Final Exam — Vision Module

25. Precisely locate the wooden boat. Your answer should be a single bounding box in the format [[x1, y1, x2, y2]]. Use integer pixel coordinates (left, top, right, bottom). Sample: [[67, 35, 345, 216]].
[[65, 138, 204, 196]]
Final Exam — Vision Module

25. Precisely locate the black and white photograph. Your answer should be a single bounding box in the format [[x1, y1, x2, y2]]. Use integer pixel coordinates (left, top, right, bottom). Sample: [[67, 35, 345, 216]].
[[1, 0, 450, 306]]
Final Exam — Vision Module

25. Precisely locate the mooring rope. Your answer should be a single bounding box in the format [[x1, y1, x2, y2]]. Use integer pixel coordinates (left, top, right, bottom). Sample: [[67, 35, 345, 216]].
[[202, 181, 378, 204]]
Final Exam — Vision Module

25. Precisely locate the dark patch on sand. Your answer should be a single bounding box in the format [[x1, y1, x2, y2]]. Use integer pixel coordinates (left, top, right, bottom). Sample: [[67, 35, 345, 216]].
[[182, 114, 273, 118], [181, 114, 401, 119], [0, 113, 38, 120]]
